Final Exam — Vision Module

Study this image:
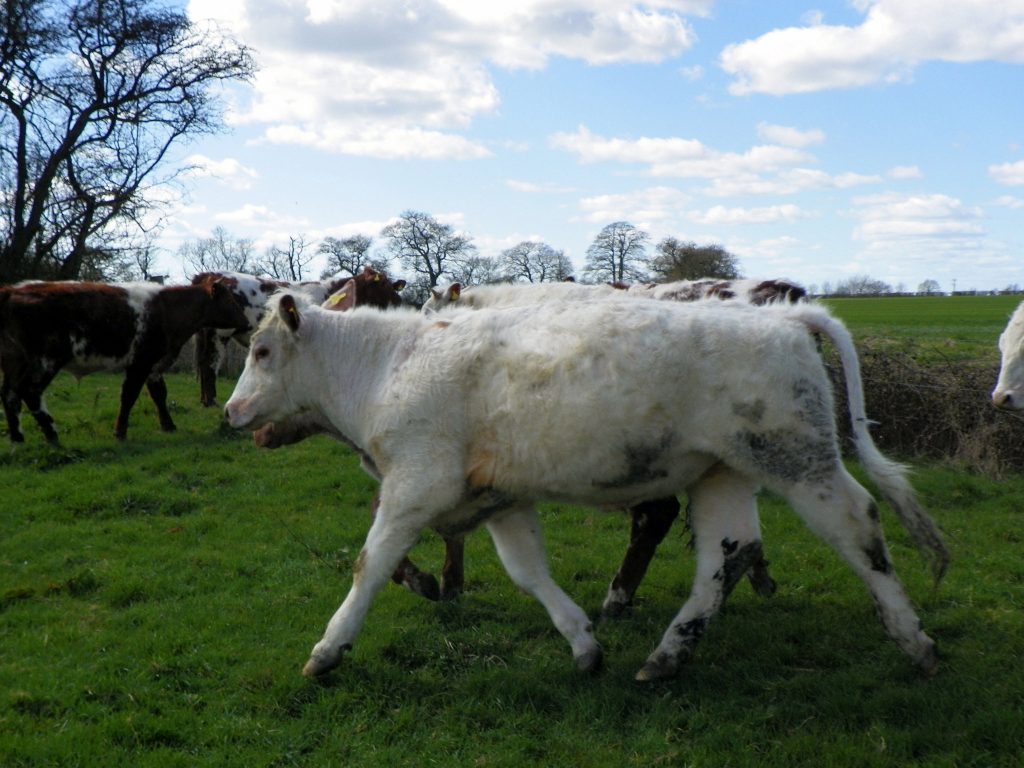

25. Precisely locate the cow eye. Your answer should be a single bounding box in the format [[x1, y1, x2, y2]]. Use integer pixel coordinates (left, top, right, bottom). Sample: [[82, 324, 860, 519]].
[[253, 345, 270, 361]]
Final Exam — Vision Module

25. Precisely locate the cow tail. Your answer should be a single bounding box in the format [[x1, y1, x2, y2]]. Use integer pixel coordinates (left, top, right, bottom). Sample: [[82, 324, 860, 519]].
[[794, 306, 950, 584]]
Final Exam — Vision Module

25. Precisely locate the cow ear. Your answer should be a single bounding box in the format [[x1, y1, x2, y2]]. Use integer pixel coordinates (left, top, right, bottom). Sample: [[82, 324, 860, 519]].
[[279, 294, 301, 331], [447, 283, 462, 302], [392, 279, 407, 291], [323, 279, 357, 312]]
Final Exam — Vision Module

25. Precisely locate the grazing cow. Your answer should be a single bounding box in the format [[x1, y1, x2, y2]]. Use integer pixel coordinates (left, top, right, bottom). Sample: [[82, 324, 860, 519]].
[[0, 280, 249, 444], [422, 278, 806, 615], [225, 294, 948, 681], [992, 299, 1024, 408], [190, 267, 405, 406]]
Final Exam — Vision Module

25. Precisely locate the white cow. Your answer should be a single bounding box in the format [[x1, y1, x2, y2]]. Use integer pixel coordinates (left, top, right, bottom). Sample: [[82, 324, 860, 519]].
[[225, 294, 947, 681], [993, 299, 1024, 408], [422, 277, 807, 614]]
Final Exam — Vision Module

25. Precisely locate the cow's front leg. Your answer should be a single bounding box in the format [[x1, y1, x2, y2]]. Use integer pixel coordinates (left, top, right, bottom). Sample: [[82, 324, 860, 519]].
[[303, 489, 442, 677], [114, 370, 149, 440], [146, 376, 176, 432], [637, 466, 765, 682], [486, 507, 603, 673]]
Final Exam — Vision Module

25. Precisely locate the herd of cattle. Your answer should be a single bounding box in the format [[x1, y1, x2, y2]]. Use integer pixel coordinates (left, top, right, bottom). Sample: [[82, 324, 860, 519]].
[[3, 269, 1024, 683]]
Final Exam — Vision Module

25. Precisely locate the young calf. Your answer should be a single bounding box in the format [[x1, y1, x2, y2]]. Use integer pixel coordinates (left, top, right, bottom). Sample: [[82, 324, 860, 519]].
[[0, 280, 248, 444], [225, 295, 948, 681]]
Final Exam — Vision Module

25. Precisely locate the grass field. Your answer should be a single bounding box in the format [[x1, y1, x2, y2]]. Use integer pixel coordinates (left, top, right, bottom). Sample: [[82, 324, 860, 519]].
[[2, 295, 1023, 766], [823, 294, 1021, 362]]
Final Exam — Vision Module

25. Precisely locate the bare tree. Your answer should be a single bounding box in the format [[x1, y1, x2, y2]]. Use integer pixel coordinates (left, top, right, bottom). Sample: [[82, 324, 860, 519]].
[[178, 226, 254, 275], [381, 210, 476, 301], [918, 279, 942, 296], [255, 235, 315, 282], [500, 240, 573, 283], [834, 275, 892, 296], [0, 0, 255, 283], [649, 238, 741, 281], [318, 234, 378, 278], [582, 221, 649, 284], [450, 254, 504, 286]]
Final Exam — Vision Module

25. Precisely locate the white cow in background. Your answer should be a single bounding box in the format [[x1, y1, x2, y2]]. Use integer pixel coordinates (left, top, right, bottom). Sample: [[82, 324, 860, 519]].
[[993, 299, 1024, 409], [226, 293, 947, 681]]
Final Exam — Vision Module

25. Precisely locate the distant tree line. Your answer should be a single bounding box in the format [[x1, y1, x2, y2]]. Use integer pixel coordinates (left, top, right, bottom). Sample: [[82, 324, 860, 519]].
[[172, 214, 749, 305]]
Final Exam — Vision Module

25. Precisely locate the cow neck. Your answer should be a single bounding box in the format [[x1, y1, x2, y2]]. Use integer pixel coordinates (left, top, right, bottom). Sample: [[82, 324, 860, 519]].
[[302, 306, 420, 450]]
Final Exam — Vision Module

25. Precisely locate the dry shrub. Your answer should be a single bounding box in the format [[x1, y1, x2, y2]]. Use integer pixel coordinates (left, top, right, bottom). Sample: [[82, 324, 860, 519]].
[[828, 343, 1024, 477]]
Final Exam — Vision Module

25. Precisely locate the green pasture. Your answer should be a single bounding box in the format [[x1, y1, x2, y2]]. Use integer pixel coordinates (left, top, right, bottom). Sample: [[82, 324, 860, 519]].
[[2, 295, 1023, 766], [822, 294, 1021, 362]]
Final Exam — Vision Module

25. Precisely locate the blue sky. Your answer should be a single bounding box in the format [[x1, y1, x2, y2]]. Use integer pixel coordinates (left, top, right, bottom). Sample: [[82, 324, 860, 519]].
[[156, 0, 1024, 293]]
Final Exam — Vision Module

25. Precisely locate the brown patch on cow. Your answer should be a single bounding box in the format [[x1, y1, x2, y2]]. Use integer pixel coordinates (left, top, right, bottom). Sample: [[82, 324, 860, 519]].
[[466, 429, 499, 488], [352, 549, 367, 583], [433, 320, 452, 330], [750, 279, 807, 305]]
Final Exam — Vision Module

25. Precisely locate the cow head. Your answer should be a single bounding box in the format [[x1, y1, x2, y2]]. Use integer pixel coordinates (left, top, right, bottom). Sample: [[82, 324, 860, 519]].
[[224, 293, 306, 430], [993, 301, 1024, 409], [323, 267, 406, 311], [423, 283, 462, 313], [203, 280, 251, 331]]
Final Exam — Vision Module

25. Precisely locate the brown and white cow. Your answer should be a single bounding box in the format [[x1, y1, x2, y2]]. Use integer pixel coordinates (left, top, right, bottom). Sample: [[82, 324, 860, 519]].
[[0, 280, 249, 444], [190, 267, 405, 406], [226, 293, 947, 681]]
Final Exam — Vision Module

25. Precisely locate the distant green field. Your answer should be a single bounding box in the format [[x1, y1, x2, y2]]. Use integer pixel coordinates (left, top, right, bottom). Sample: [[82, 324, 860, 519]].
[[822, 294, 1021, 362]]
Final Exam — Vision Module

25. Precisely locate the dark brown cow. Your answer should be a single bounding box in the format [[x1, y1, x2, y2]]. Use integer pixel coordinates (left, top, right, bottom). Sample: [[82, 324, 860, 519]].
[[0, 280, 248, 444], [190, 267, 405, 406]]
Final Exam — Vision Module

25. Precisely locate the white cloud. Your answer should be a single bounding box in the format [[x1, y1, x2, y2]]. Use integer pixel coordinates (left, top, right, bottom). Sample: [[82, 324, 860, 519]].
[[187, 0, 709, 159], [995, 194, 1024, 209], [577, 186, 690, 225], [887, 165, 922, 180], [721, 1, 1024, 95], [506, 179, 576, 194], [989, 159, 1024, 185], [183, 154, 259, 190], [851, 192, 985, 243], [756, 122, 825, 148], [688, 204, 810, 225], [550, 125, 813, 178]]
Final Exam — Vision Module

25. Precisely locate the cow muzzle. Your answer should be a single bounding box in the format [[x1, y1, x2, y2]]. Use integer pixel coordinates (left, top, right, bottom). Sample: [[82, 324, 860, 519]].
[[992, 390, 1019, 410]]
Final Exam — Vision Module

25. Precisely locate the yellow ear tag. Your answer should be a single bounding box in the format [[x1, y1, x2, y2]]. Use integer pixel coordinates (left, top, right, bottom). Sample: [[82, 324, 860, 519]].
[[288, 305, 299, 319], [327, 291, 347, 306], [373, 274, 381, 281], [451, 287, 461, 301]]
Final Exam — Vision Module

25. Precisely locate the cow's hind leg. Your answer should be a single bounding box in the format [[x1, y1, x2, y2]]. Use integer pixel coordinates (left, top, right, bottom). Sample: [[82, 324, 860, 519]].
[[2, 379, 26, 444], [439, 535, 465, 600], [487, 507, 603, 672], [601, 496, 680, 619], [784, 468, 938, 674], [637, 466, 765, 681], [23, 390, 59, 445]]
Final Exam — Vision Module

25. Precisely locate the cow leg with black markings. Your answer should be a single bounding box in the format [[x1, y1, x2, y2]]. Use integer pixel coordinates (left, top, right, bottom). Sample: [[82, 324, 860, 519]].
[[782, 467, 938, 675], [486, 506, 603, 673], [636, 465, 766, 681]]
